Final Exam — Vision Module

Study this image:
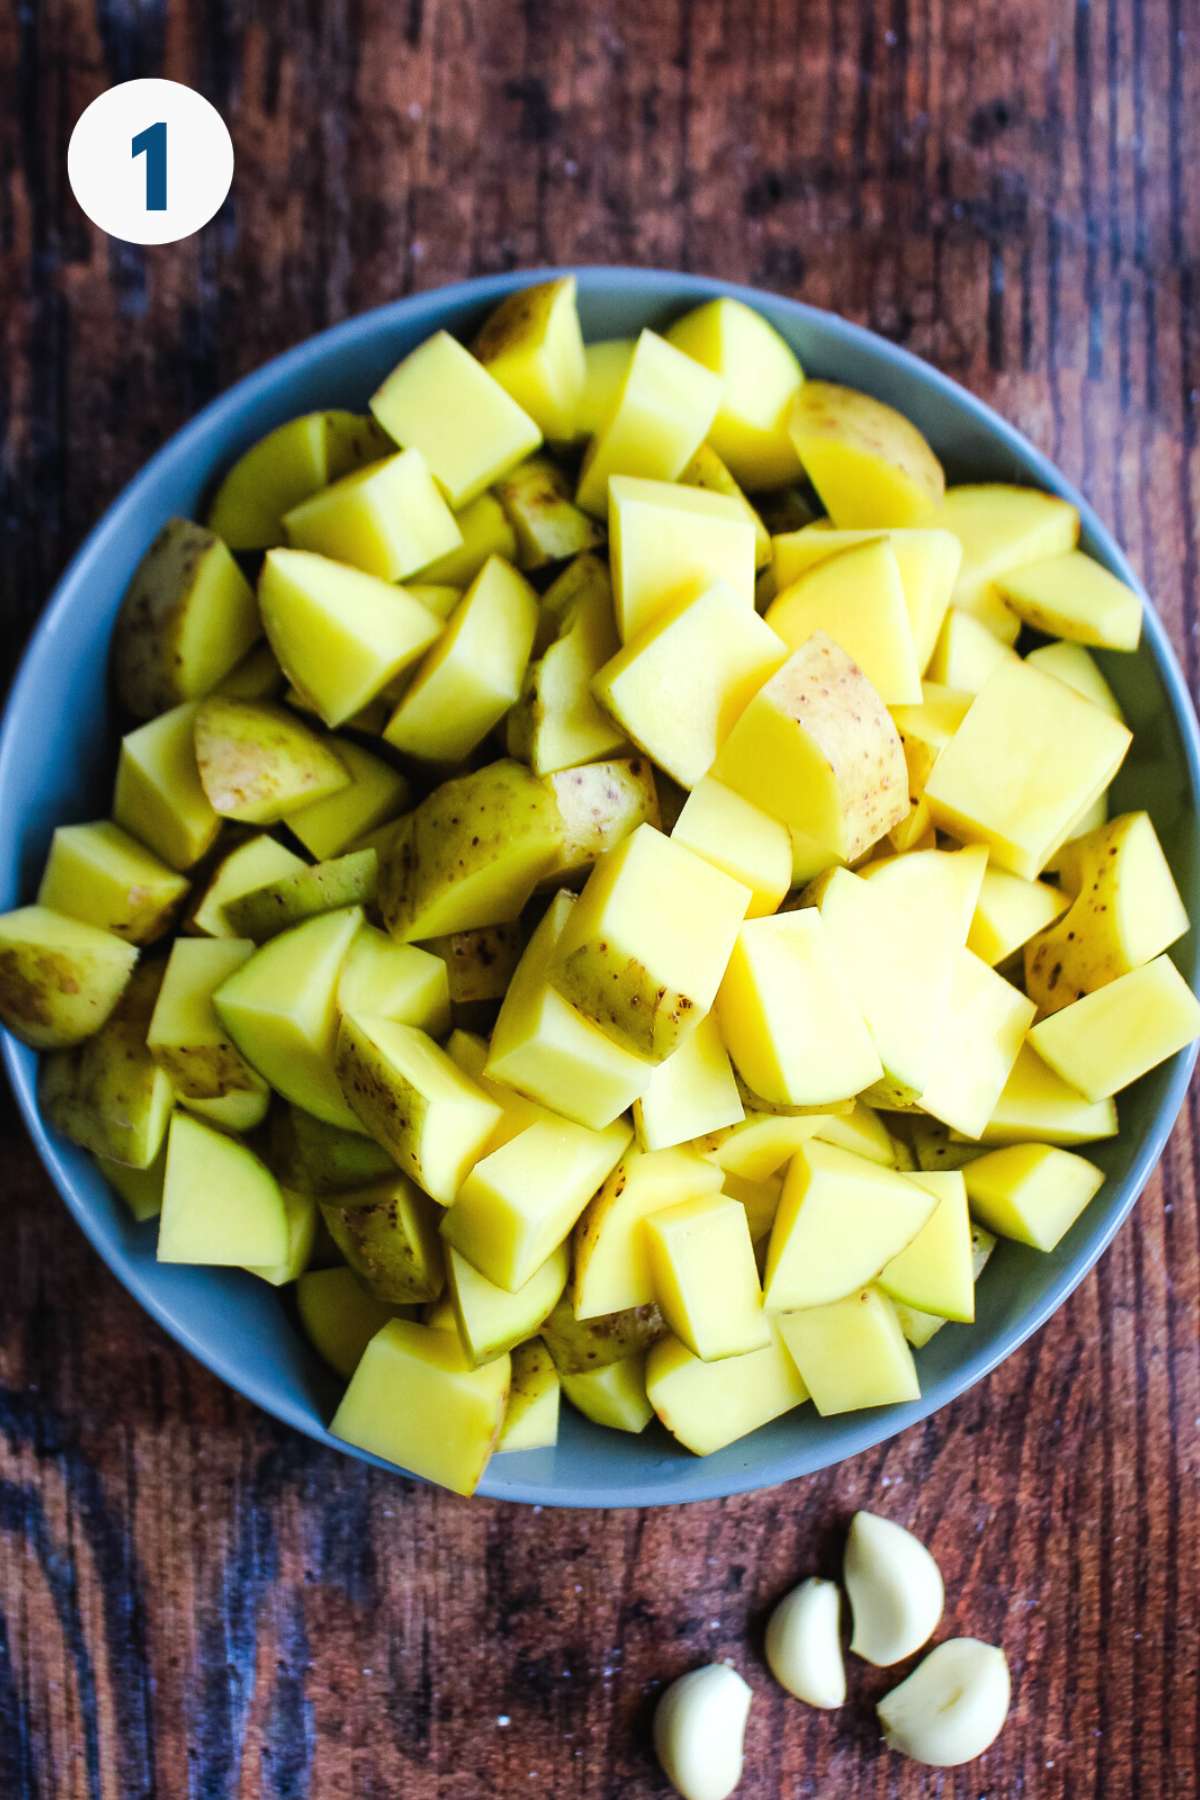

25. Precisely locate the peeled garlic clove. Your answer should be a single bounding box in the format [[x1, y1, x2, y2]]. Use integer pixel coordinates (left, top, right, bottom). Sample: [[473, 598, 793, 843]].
[[844, 1510, 944, 1666], [878, 1637, 1011, 1766], [653, 1662, 753, 1800], [764, 1577, 846, 1709]]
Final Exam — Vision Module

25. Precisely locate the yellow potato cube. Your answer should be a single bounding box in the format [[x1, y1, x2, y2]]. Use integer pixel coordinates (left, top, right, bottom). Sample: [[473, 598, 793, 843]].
[[876, 1171, 974, 1321], [158, 1112, 289, 1267], [762, 1141, 936, 1311], [721, 1171, 783, 1244], [330, 1318, 510, 1496], [700, 1112, 826, 1182], [647, 1322, 809, 1455], [337, 926, 450, 1036], [766, 539, 922, 705], [506, 553, 628, 774], [284, 739, 408, 860], [573, 1144, 725, 1318], [772, 526, 962, 673], [1028, 954, 1200, 1101], [37, 821, 189, 945], [494, 456, 604, 570], [933, 483, 1080, 641], [608, 475, 756, 641], [671, 779, 791, 920], [99, 1145, 167, 1223], [215, 641, 286, 702], [812, 1101, 897, 1167], [559, 1355, 654, 1433], [259, 549, 443, 728], [575, 338, 635, 438], [496, 1339, 561, 1452], [243, 1185, 318, 1286], [679, 444, 773, 569], [188, 834, 306, 937], [927, 608, 1021, 692], [917, 951, 1036, 1138], [778, 1287, 919, 1416], [666, 297, 805, 488], [442, 1112, 631, 1291], [717, 910, 881, 1108], [543, 756, 660, 882], [893, 1222, 996, 1348], [644, 1191, 769, 1361], [711, 634, 908, 861], [889, 681, 974, 788], [788, 381, 945, 528], [384, 556, 539, 762], [592, 583, 788, 789], [1025, 812, 1190, 1013], [296, 1265, 403, 1378], [418, 492, 517, 587], [575, 330, 721, 515], [1025, 640, 1124, 718], [282, 448, 461, 581], [146, 936, 264, 1102], [924, 661, 1132, 879], [974, 1043, 1118, 1146], [471, 276, 586, 440], [446, 1241, 569, 1365], [634, 1013, 744, 1152], [549, 824, 751, 1062], [321, 1174, 444, 1304], [968, 866, 1070, 967], [370, 330, 541, 507], [964, 1144, 1105, 1252], [113, 703, 220, 872], [998, 549, 1141, 650], [487, 892, 653, 1129], [207, 412, 329, 550]]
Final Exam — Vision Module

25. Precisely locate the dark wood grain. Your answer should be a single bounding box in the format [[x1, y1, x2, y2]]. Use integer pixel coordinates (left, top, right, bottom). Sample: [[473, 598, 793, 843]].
[[2, 1, 1199, 1794]]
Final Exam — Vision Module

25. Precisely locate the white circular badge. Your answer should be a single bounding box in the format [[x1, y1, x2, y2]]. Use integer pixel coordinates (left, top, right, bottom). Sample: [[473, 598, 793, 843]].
[[67, 79, 234, 246]]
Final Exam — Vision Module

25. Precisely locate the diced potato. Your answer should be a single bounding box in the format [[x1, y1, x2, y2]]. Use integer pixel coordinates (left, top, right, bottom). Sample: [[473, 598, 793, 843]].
[[1024, 641, 1124, 718], [671, 780, 791, 920], [193, 697, 349, 825], [876, 1171, 974, 1321], [422, 925, 519, 1009], [405, 582, 462, 620], [540, 1295, 667, 1372], [495, 456, 605, 569], [974, 1043, 1118, 1146], [268, 1104, 396, 1197], [446, 1241, 568, 1365], [647, 1322, 808, 1455], [334, 931, 448, 1040], [147, 936, 265, 1102], [543, 757, 660, 881], [443, 1111, 630, 1291], [37, 822, 188, 946], [813, 1101, 897, 1167], [383, 556, 539, 763], [917, 951, 1035, 1138], [679, 445, 773, 569], [721, 1171, 783, 1244], [472, 276, 586, 440], [1025, 812, 1190, 1013], [378, 760, 563, 941], [206, 413, 329, 549], [548, 824, 751, 1062], [487, 892, 653, 1128], [496, 1340, 561, 1452], [335, 1015, 502, 1203], [773, 526, 962, 673], [186, 1082, 271, 1133], [666, 297, 805, 489], [711, 634, 908, 861], [224, 849, 377, 942], [889, 682, 974, 788], [573, 1144, 724, 1317], [762, 1142, 936, 1311], [933, 483, 1079, 641], [927, 609, 1020, 692], [559, 1355, 653, 1433], [575, 330, 721, 516], [1042, 792, 1109, 874], [907, 1118, 985, 1173], [894, 1223, 996, 1347], [113, 518, 261, 720], [158, 1112, 289, 1265], [924, 661, 1132, 879], [608, 475, 756, 641], [1028, 955, 1200, 1100], [114, 702, 221, 870], [444, 1028, 546, 1145], [418, 493, 518, 588], [284, 739, 408, 861], [575, 338, 635, 439], [330, 1318, 510, 1495], [701, 1112, 825, 1182], [593, 582, 788, 788], [717, 910, 880, 1108], [244, 1185, 318, 1286], [0, 905, 138, 1049], [998, 549, 1141, 650], [634, 1014, 744, 1152], [40, 966, 173, 1166], [963, 1144, 1105, 1252], [215, 641, 287, 703], [188, 834, 307, 937], [281, 449, 461, 582], [284, 685, 389, 736], [505, 553, 628, 774], [778, 1287, 920, 1416], [766, 539, 922, 705], [296, 1265, 403, 1378], [788, 381, 944, 528], [321, 1174, 445, 1302], [645, 1191, 770, 1360], [98, 1144, 167, 1222], [968, 866, 1069, 967], [212, 905, 365, 1129], [887, 798, 936, 855], [322, 410, 395, 480], [370, 330, 541, 507]]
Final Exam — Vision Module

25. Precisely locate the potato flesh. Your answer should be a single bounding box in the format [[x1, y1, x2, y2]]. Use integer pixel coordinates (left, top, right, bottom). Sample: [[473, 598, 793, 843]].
[[574, 338, 634, 440], [678, 445, 773, 569], [40, 988, 174, 1168], [206, 412, 329, 549], [575, 330, 721, 516], [772, 525, 961, 672], [763, 1141, 936, 1311], [634, 1013, 744, 1152], [417, 493, 517, 587], [296, 1265, 401, 1378], [38, 821, 189, 945], [778, 1287, 920, 1416], [671, 780, 791, 920], [927, 608, 1020, 692], [933, 482, 1079, 641], [337, 927, 450, 1035], [645, 1192, 770, 1361], [496, 1340, 561, 1452], [245, 1185, 318, 1286], [998, 548, 1142, 650], [1025, 639, 1123, 717], [471, 276, 586, 442], [789, 380, 945, 529], [284, 738, 408, 861], [573, 1144, 725, 1318], [967, 866, 1069, 968], [158, 1112, 289, 1266], [1028, 954, 1200, 1101], [766, 539, 922, 705], [189, 834, 307, 936], [147, 936, 265, 1099], [505, 554, 628, 774], [666, 297, 805, 489], [876, 1171, 974, 1321], [608, 475, 756, 641], [963, 1144, 1104, 1252], [446, 1241, 568, 1365], [559, 1354, 653, 1433], [281, 448, 461, 582], [114, 702, 221, 871], [648, 1321, 808, 1457], [224, 848, 378, 942]]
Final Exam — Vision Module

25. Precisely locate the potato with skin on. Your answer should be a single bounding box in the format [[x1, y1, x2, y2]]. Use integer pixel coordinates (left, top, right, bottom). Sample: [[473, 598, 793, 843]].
[[772, 525, 962, 673], [647, 1319, 808, 1456], [505, 554, 629, 775], [216, 641, 287, 703], [766, 539, 922, 705], [296, 1265, 405, 1378], [778, 1286, 921, 1416], [496, 1340, 561, 1452], [282, 448, 462, 582], [268, 1105, 396, 1198], [788, 380, 945, 528], [188, 834, 307, 936], [541, 1294, 668, 1373], [560, 1354, 654, 1433], [548, 824, 752, 1063], [671, 780, 791, 920], [114, 702, 222, 871], [446, 1242, 568, 1366], [712, 634, 909, 862], [206, 413, 329, 550], [679, 445, 773, 569], [224, 848, 378, 942], [1028, 954, 1200, 1101], [193, 697, 350, 825], [543, 757, 660, 882], [494, 456, 605, 569], [40, 965, 174, 1167], [383, 556, 540, 763], [575, 338, 635, 439], [762, 1141, 936, 1311], [37, 821, 189, 945], [157, 1112, 290, 1266], [422, 925, 520, 1010], [607, 475, 757, 641], [0, 905, 138, 1049], [645, 1191, 771, 1361], [575, 330, 721, 516], [968, 865, 1070, 968], [471, 276, 586, 441], [667, 295, 806, 489], [113, 518, 261, 721], [321, 1174, 445, 1303], [1025, 639, 1124, 717], [634, 1014, 744, 1153], [997, 548, 1142, 650], [331, 1318, 511, 1497], [573, 1144, 726, 1318], [146, 936, 266, 1102], [593, 582, 788, 789], [284, 739, 409, 861], [322, 410, 395, 480], [933, 482, 1080, 642], [417, 493, 517, 588], [1025, 812, 1190, 1014], [926, 607, 1020, 692], [963, 1144, 1105, 1252]]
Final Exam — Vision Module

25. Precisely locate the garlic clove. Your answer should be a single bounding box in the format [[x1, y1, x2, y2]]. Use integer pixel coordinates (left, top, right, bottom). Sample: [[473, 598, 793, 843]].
[[653, 1662, 753, 1800], [877, 1637, 1011, 1766], [844, 1510, 944, 1666], [764, 1577, 846, 1709]]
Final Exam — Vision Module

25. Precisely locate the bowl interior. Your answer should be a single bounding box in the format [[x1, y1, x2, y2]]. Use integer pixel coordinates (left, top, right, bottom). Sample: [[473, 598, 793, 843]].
[[2, 268, 1197, 1507]]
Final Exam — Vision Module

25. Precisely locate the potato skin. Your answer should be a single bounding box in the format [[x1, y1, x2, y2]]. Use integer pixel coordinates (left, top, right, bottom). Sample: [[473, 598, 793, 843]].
[[113, 518, 259, 721]]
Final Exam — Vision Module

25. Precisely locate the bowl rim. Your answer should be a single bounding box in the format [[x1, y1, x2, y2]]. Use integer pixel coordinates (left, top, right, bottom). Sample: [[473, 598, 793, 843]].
[[3, 264, 1198, 1508]]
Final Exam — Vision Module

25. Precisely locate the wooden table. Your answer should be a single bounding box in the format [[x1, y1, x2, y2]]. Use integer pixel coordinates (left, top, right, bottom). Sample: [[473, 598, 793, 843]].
[[2, 2, 1198, 1794]]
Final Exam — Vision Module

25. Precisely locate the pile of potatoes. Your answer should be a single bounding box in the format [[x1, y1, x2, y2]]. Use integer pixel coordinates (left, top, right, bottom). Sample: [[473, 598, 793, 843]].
[[2, 278, 1198, 1498]]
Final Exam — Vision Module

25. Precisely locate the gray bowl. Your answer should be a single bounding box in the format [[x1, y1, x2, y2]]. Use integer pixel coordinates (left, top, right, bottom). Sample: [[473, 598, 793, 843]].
[[2, 268, 1197, 1506]]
